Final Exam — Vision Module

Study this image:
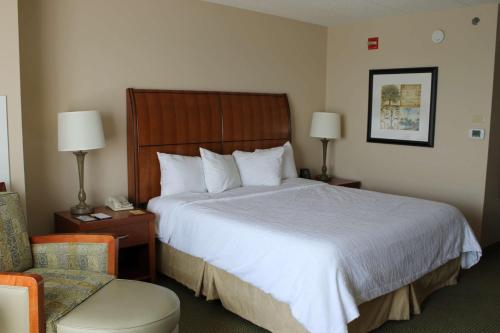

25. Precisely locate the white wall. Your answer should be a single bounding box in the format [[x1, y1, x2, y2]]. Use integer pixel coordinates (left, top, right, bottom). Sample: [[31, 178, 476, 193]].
[[0, 0, 25, 199]]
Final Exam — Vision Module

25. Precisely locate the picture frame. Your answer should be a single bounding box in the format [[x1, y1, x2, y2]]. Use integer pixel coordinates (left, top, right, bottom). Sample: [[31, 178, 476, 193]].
[[367, 67, 438, 147], [0, 96, 10, 188]]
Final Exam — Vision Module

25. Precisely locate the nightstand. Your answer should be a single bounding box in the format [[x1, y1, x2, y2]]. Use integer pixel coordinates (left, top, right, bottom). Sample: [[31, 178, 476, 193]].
[[55, 207, 156, 282], [315, 176, 361, 189]]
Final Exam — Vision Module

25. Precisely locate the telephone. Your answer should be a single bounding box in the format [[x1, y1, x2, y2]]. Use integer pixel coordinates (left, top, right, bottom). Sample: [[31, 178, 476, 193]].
[[106, 196, 133, 211]]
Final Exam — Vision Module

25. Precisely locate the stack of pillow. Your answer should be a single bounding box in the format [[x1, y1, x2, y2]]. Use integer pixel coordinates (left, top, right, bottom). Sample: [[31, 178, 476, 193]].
[[157, 142, 298, 196]]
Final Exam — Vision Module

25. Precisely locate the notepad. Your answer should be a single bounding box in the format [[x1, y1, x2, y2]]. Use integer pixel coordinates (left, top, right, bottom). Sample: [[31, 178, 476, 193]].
[[75, 215, 97, 222], [90, 213, 112, 220]]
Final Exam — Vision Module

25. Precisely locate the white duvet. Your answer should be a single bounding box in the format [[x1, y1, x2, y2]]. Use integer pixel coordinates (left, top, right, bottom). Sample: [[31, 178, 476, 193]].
[[148, 178, 481, 333]]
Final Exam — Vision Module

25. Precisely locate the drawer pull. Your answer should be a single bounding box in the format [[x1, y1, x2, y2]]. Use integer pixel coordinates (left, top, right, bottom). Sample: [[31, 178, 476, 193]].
[[117, 234, 129, 240]]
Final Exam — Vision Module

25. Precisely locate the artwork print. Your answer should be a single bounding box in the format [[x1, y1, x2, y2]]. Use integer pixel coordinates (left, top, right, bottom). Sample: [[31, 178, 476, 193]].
[[367, 67, 438, 147], [0, 96, 9, 187]]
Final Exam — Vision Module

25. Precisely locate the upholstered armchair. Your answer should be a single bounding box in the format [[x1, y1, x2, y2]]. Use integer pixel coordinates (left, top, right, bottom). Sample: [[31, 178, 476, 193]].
[[0, 188, 117, 333]]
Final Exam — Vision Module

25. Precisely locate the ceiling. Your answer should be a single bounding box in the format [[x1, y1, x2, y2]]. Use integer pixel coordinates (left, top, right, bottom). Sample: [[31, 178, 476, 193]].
[[202, 0, 497, 26]]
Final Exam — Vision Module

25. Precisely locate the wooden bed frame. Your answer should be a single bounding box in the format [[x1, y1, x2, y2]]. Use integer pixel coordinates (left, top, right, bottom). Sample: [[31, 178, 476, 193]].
[[127, 88, 291, 206]]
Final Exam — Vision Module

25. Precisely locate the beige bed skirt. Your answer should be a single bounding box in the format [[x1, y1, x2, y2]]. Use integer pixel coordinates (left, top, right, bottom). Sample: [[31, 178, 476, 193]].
[[158, 242, 460, 333]]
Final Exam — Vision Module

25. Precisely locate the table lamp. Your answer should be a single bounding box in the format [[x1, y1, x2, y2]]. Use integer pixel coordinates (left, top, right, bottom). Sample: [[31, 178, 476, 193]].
[[58, 110, 105, 215], [309, 112, 341, 181]]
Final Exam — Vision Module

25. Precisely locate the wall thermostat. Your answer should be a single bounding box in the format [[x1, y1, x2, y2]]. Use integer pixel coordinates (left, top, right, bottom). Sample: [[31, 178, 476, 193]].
[[469, 128, 485, 140], [432, 30, 445, 44]]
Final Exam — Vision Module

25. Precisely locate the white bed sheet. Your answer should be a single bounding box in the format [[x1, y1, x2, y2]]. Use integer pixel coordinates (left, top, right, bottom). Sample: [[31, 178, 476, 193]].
[[148, 178, 481, 333]]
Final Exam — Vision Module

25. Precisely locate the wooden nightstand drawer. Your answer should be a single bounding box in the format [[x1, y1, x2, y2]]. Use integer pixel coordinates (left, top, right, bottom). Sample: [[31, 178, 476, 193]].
[[96, 221, 149, 248]]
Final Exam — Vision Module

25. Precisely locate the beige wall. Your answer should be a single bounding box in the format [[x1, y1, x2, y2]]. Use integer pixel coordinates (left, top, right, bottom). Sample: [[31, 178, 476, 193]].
[[0, 0, 26, 202], [482, 6, 500, 246], [18, 0, 500, 242], [326, 4, 498, 238], [19, 0, 327, 235]]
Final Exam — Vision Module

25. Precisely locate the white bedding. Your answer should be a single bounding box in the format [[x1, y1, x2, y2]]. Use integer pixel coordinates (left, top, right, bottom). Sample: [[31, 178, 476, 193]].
[[148, 178, 481, 333]]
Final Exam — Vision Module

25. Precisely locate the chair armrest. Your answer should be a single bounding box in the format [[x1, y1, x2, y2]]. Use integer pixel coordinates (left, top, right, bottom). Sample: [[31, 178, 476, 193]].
[[30, 234, 117, 276], [0, 272, 45, 333]]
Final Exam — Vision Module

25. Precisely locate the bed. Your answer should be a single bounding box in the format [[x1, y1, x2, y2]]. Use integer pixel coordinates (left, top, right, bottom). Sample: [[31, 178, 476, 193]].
[[126, 88, 481, 333]]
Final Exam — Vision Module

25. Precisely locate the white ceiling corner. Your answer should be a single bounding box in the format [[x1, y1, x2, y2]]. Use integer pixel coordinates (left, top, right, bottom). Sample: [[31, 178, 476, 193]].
[[202, 0, 498, 26]]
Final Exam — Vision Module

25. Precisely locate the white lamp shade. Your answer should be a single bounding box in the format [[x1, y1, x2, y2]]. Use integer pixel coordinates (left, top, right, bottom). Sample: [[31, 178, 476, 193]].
[[58, 110, 105, 152], [309, 112, 341, 139]]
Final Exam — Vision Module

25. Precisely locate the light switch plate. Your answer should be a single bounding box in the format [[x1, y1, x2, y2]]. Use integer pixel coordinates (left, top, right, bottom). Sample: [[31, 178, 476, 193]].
[[469, 128, 485, 140]]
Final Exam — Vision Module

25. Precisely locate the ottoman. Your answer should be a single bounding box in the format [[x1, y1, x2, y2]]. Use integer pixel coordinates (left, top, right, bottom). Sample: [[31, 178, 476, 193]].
[[56, 279, 180, 333]]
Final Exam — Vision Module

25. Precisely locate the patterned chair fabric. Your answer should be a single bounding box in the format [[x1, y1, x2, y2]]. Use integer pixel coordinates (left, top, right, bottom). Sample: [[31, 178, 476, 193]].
[[1, 191, 116, 331], [0, 192, 33, 272], [25, 268, 114, 333], [32, 242, 110, 274]]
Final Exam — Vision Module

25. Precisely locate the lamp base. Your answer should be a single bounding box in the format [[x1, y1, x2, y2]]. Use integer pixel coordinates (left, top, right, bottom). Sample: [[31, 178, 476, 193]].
[[317, 174, 332, 182], [71, 150, 94, 216], [71, 203, 94, 216], [318, 138, 332, 183]]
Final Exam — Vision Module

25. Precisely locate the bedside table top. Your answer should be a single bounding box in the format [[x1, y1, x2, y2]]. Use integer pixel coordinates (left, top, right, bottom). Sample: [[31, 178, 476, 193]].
[[55, 207, 154, 229], [329, 177, 361, 187], [315, 176, 361, 188]]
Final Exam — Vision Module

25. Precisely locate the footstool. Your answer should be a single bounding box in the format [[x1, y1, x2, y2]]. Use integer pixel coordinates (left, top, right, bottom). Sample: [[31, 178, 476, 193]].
[[56, 279, 180, 333]]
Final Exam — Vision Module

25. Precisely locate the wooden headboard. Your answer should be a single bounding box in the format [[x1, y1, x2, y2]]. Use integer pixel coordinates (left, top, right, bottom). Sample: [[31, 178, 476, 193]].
[[127, 89, 291, 206]]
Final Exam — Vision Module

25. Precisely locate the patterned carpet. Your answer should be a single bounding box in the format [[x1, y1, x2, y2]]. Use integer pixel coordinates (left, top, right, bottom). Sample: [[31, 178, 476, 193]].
[[157, 243, 500, 333]]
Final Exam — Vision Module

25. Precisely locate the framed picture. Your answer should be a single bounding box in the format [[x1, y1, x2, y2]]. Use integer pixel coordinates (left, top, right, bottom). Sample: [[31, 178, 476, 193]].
[[0, 96, 9, 188], [367, 67, 438, 147]]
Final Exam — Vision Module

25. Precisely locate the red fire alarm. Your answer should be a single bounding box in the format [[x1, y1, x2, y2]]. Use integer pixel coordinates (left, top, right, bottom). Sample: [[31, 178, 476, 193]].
[[368, 37, 379, 50]]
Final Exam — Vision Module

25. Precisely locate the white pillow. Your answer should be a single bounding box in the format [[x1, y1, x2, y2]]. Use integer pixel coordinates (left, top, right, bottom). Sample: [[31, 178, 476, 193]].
[[257, 141, 298, 179], [200, 148, 242, 193], [232, 148, 284, 186], [157, 152, 207, 196]]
